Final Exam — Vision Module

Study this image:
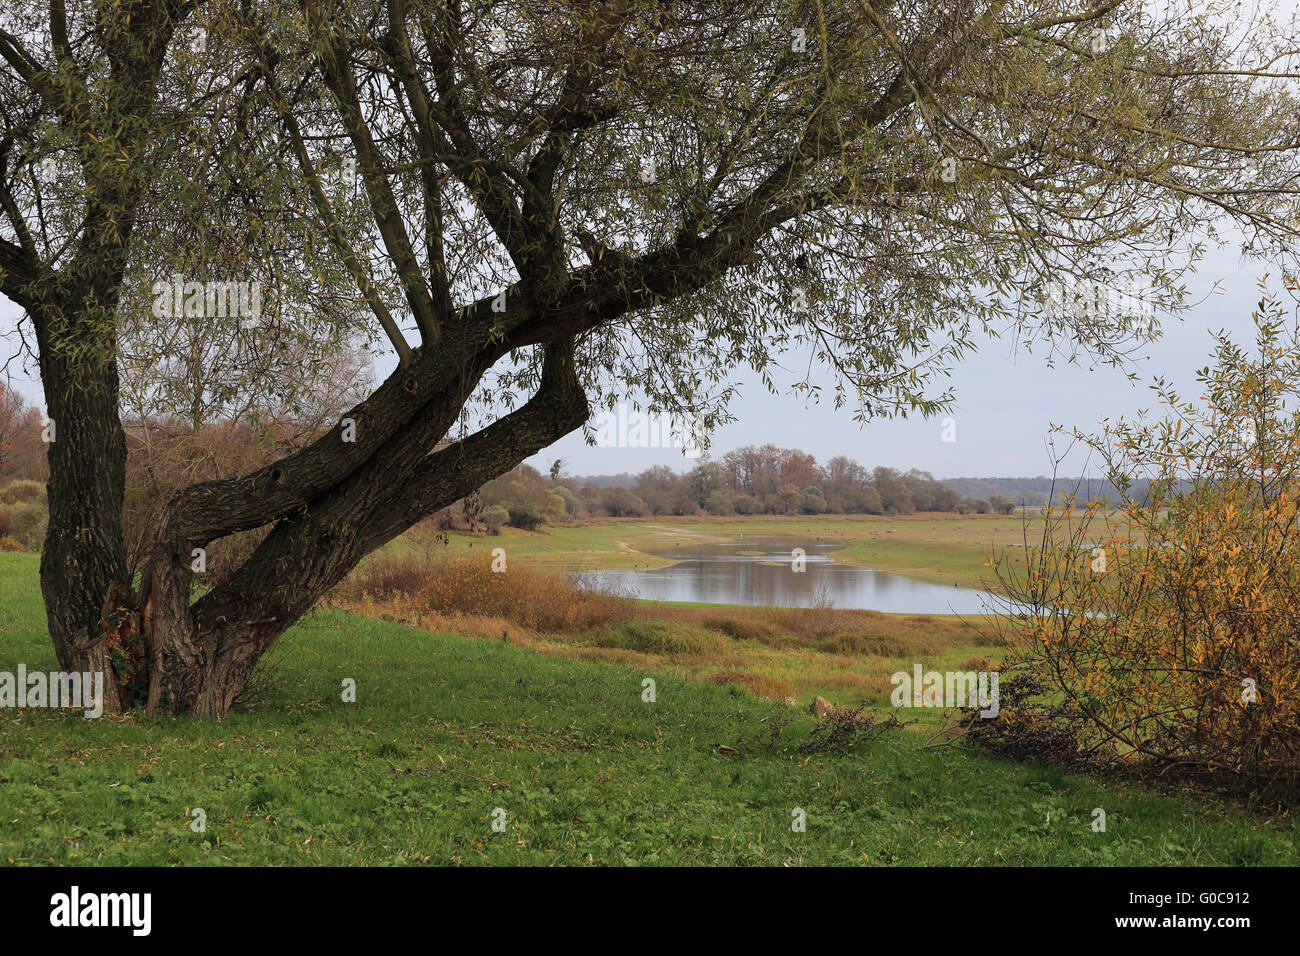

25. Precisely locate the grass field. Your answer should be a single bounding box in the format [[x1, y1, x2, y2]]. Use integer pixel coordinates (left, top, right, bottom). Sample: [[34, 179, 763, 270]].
[[2, 551, 1295, 865], [401, 513, 1031, 590]]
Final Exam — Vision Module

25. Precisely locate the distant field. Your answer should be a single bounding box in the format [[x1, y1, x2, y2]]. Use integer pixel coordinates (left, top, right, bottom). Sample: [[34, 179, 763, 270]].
[[2, 551, 1294, 865], [401, 513, 1031, 590]]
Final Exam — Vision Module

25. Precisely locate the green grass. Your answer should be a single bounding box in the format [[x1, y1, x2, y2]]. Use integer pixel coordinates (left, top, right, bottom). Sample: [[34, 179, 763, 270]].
[[1, 551, 1295, 865]]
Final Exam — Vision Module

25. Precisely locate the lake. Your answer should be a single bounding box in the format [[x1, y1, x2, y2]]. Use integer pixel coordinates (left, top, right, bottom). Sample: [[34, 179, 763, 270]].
[[569, 534, 1002, 614]]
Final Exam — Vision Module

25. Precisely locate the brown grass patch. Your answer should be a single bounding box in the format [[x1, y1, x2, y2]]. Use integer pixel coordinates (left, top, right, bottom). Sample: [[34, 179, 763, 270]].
[[701, 615, 786, 646], [819, 630, 943, 658], [709, 671, 796, 700], [811, 672, 894, 695], [330, 552, 987, 714], [594, 619, 729, 657], [0, 480, 43, 504], [771, 604, 838, 640], [652, 603, 978, 654], [336, 555, 630, 633]]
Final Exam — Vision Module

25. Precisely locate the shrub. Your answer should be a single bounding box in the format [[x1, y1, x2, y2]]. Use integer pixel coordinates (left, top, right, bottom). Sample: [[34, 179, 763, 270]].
[[339, 555, 630, 633], [703, 490, 734, 515], [428, 559, 629, 632], [771, 586, 837, 639], [669, 496, 702, 516], [478, 463, 554, 519], [508, 503, 545, 530], [480, 505, 510, 533], [0, 534, 25, 552], [0, 504, 11, 536], [599, 486, 648, 517], [344, 553, 435, 600], [121, 418, 308, 584], [0, 479, 43, 504], [989, 303, 1300, 791], [989, 494, 1016, 514], [9, 501, 47, 549], [552, 485, 582, 517]]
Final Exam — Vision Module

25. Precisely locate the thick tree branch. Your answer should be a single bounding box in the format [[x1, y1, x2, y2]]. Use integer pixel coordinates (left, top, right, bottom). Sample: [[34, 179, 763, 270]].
[[359, 336, 588, 550]]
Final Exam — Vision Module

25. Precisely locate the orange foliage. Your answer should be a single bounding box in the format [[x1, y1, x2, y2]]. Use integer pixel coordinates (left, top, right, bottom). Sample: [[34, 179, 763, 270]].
[[337, 554, 631, 634], [992, 294, 1300, 790]]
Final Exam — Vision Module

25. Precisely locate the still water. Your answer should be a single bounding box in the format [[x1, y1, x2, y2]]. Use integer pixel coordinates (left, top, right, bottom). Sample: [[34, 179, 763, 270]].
[[570, 534, 1002, 614]]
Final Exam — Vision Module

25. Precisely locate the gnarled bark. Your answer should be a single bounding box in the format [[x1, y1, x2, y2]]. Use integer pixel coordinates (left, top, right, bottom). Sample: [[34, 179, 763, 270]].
[[129, 336, 588, 717]]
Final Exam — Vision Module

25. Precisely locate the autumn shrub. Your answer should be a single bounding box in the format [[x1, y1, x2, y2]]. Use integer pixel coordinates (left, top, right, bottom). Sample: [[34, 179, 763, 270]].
[[0, 479, 43, 504], [988, 299, 1300, 791], [9, 501, 47, 549], [122, 419, 298, 582], [340, 554, 630, 633], [429, 559, 629, 631], [0, 534, 25, 552], [480, 505, 510, 533], [771, 587, 839, 639], [345, 554, 429, 601]]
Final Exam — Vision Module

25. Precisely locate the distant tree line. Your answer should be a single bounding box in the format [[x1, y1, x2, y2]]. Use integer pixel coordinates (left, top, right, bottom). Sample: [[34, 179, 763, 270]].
[[434, 443, 1023, 533], [0, 395, 1181, 546]]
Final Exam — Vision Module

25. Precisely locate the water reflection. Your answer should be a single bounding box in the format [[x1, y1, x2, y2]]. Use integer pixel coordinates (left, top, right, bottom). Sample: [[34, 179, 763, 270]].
[[569, 534, 1001, 614]]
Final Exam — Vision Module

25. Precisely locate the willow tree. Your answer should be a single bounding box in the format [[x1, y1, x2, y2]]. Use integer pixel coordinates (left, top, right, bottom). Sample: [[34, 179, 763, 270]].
[[2, 0, 1299, 716]]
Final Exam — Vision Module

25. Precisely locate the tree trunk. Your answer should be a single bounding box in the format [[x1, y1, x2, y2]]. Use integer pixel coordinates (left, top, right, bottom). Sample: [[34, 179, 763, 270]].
[[37, 329, 133, 715], [125, 337, 590, 718]]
